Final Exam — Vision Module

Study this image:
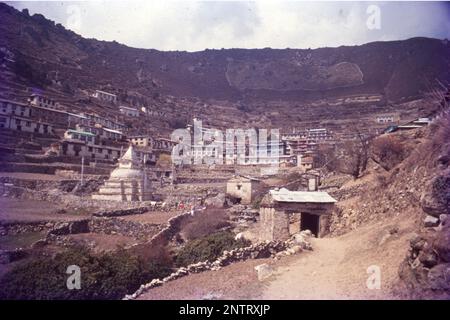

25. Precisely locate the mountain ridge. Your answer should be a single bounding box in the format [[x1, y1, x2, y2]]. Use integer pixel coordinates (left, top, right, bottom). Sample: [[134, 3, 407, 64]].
[[1, 3, 449, 104]]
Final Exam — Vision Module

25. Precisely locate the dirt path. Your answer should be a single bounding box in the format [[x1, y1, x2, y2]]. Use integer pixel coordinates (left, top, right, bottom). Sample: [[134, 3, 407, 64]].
[[137, 216, 415, 300], [261, 238, 347, 299], [259, 217, 416, 300]]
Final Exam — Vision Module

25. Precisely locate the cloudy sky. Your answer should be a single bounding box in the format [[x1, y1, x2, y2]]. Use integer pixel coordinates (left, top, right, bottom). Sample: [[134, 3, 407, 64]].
[[7, 1, 450, 51]]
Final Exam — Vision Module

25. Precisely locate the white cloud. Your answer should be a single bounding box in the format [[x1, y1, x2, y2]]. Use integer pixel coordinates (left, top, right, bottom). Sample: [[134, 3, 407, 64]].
[[7, 0, 450, 51]]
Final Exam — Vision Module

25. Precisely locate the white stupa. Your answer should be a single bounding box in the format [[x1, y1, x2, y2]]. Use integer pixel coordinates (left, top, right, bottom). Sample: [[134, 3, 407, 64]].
[[92, 144, 151, 201]]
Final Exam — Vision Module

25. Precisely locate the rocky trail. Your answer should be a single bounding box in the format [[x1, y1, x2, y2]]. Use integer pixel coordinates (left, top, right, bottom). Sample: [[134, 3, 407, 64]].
[[137, 214, 416, 300], [258, 216, 416, 300]]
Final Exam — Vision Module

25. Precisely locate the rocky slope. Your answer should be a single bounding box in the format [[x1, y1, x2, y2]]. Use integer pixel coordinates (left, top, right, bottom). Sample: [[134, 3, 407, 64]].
[[325, 110, 450, 299]]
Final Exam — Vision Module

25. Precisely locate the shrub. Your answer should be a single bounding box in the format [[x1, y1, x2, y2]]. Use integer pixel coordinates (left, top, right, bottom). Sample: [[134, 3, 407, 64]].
[[371, 135, 405, 170], [0, 247, 172, 300], [175, 231, 250, 267]]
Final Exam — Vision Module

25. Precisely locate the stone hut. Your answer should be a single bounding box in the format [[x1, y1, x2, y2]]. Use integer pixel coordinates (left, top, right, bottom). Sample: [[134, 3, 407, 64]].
[[226, 175, 260, 205], [258, 188, 336, 240], [92, 144, 151, 201]]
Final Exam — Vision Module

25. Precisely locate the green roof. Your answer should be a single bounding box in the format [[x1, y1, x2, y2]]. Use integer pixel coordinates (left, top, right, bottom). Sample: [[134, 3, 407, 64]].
[[67, 129, 96, 137]]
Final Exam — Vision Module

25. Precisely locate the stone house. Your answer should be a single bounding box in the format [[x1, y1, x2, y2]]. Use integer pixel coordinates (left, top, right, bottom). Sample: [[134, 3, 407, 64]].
[[226, 175, 261, 205], [259, 188, 336, 240], [298, 156, 314, 171]]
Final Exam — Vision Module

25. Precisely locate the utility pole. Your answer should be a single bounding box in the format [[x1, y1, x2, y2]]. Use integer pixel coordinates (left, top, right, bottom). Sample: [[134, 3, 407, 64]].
[[80, 156, 85, 187], [143, 154, 147, 198]]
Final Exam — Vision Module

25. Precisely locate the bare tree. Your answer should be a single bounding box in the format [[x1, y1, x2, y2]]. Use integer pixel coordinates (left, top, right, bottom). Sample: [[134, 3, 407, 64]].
[[339, 131, 372, 179], [371, 135, 405, 171]]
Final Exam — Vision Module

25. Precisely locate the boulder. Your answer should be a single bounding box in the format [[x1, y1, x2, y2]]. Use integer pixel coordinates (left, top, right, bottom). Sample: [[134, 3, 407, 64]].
[[410, 234, 427, 251], [420, 175, 450, 217], [235, 232, 246, 241], [434, 228, 450, 262], [428, 263, 450, 290], [418, 249, 438, 268], [423, 215, 439, 228], [439, 214, 448, 226], [254, 263, 273, 281], [48, 222, 70, 236]]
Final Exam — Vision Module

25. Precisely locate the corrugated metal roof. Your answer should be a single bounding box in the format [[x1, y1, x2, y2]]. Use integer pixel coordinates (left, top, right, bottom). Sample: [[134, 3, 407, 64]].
[[270, 188, 336, 203]]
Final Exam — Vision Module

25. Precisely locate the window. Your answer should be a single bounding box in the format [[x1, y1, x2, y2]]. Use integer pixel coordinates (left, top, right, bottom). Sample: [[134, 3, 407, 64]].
[[26, 121, 31, 127]]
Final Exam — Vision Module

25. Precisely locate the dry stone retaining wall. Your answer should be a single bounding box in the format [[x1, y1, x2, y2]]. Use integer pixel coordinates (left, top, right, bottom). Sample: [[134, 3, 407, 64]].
[[124, 230, 313, 300]]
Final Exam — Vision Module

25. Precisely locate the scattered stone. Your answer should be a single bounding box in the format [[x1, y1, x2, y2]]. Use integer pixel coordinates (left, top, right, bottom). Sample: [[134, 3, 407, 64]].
[[254, 263, 273, 281], [201, 292, 222, 300], [418, 249, 438, 268], [410, 234, 427, 251], [424, 215, 439, 228]]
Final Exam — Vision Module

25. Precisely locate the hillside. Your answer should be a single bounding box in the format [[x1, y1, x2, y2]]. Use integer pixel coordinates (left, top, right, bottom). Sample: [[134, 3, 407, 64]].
[[0, 2, 449, 105]]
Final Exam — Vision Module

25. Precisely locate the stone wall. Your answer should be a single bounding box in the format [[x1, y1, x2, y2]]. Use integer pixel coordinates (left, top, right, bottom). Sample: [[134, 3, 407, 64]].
[[90, 217, 161, 240], [124, 230, 313, 300], [259, 207, 290, 241]]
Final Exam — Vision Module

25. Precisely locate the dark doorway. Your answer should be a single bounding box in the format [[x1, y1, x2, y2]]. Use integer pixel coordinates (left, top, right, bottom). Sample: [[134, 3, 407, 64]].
[[300, 212, 320, 237]]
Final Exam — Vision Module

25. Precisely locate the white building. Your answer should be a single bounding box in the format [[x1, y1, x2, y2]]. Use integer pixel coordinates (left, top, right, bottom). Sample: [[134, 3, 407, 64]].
[[74, 124, 123, 141], [64, 129, 96, 144], [0, 99, 31, 117], [82, 113, 126, 131], [2, 115, 53, 134], [59, 139, 122, 160], [129, 135, 153, 147], [0, 98, 53, 134], [93, 90, 117, 104], [29, 94, 59, 110], [376, 115, 395, 123], [119, 106, 140, 117]]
